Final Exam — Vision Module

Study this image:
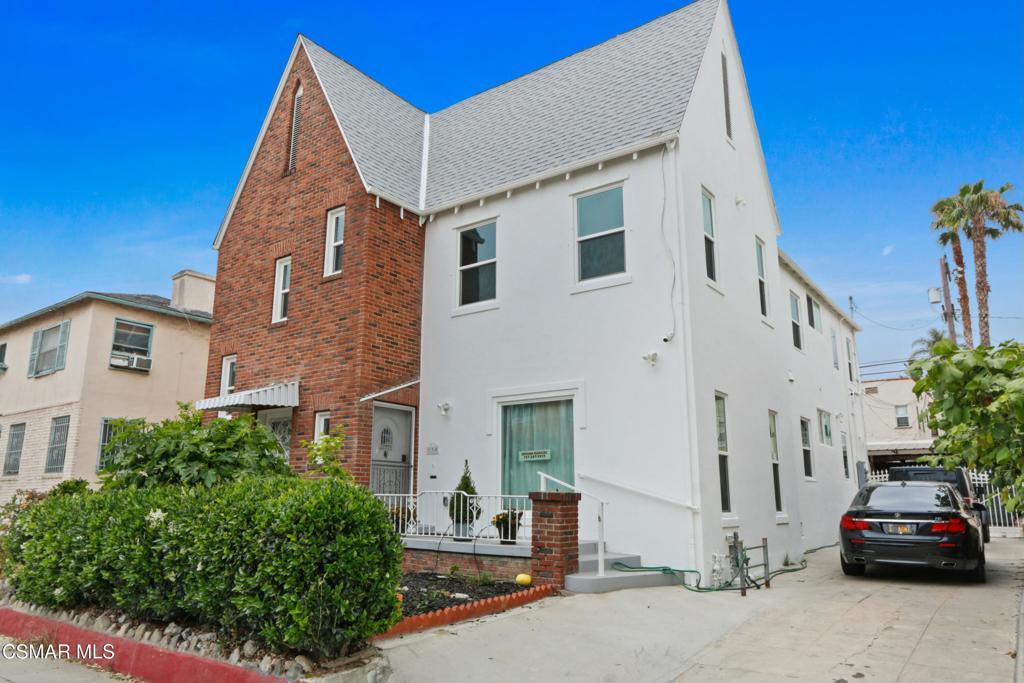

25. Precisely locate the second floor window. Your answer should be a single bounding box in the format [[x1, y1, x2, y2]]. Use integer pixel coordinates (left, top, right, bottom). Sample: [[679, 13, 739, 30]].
[[28, 321, 70, 377], [702, 190, 717, 281], [846, 338, 856, 381], [0, 342, 6, 369], [112, 319, 153, 358], [324, 207, 345, 276], [273, 257, 292, 323], [721, 53, 732, 140], [831, 328, 839, 369], [895, 404, 910, 428], [806, 295, 821, 331], [576, 185, 625, 281], [755, 238, 768, 316], [789, 293, 802, 349], [459, 222, 497, 305]]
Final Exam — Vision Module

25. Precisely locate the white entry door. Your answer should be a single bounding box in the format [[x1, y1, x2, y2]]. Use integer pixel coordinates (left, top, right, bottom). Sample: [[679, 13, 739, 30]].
[[257, 408, 293, 462], [371, 405, 412, 494]]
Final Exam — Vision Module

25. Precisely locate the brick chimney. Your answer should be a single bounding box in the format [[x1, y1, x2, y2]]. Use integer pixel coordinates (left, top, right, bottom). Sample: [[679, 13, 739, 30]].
[[170, 270, 215, 314]]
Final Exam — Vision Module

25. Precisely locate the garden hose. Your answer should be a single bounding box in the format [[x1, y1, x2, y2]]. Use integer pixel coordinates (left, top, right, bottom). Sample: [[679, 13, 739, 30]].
[[612, 552, 809, 593]]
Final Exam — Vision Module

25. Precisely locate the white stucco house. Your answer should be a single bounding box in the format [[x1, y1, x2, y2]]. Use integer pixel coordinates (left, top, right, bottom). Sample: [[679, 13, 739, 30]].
[[413, 0, 867, 580]]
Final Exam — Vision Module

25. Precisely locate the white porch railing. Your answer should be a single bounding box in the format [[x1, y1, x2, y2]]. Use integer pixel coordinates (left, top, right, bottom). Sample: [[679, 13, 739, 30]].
[[375, 491, 531, 545], [538, 472, 608, 577]]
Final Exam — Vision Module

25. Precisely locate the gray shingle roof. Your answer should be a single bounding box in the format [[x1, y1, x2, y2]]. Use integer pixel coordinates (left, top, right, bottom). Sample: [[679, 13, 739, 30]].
[[294, 0, 717, 213], [0, 292, 212, 333], [302, 38, 425, 209]]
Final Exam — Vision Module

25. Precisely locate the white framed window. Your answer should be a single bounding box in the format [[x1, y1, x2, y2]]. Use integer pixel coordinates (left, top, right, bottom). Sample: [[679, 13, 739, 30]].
[[314, 411, 331, 442], [3, 423, 25, 475], [0, 342, 7, 370], [769, 411, 782, 512], [806, 295, 821, 331], [831, 328, 839, 369], [755, 238, 768, 317], [458, 221, 497, 305], [220, 355, 237, 395], [323, 207, 345, 276], [45, 415, 70, 474], [846, 338, 856, 381], [789, 292, 802, 350], [575, 185, 625, 282], [715, 393, 730, 513], [800, 417, 813, 478], [111, 319, 153, 358], [287, 84, 303, 173], [28, 321, 70, 377], [702, 189, 717, 282], [895, 404, 910, 428], [841, 432, 850, 479], [272, 256, 292, 323], [818, 410, 832, 446], [721, 52, 732, 140]]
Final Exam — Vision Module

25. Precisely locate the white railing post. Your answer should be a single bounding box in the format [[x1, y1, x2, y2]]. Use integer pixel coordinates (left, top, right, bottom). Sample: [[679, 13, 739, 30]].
[[539, 472, 548, 492]]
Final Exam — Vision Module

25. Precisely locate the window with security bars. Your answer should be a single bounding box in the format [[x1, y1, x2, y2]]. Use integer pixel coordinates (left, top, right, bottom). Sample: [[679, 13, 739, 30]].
[[45, 415, 70, 474], [97, 418, 116, 472], [3, 424, 25, 475]]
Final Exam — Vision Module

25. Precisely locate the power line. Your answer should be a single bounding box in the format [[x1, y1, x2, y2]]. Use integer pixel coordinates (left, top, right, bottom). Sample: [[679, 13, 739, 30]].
[[848, 299, 942, 332]]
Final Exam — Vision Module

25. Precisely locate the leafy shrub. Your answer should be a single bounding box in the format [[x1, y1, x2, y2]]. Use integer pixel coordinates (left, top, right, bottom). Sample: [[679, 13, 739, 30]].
[[100, 405, 292, 490], [3, 476, 402, 657], [49, 478, 91, 497]]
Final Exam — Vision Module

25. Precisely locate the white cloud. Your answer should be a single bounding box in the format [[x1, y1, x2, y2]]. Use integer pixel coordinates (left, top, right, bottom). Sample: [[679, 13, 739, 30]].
[[881, 245, 895, 257], [0, 274, 31, 285]]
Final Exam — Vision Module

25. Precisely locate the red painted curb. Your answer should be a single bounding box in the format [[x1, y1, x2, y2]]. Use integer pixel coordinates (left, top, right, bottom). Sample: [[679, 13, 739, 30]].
[[0, 607, 286, 683], [374, 584, 557, 640]]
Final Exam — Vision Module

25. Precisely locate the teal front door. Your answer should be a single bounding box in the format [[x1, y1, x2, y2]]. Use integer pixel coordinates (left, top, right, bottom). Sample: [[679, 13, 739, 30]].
[[501, 399, 574, 496]]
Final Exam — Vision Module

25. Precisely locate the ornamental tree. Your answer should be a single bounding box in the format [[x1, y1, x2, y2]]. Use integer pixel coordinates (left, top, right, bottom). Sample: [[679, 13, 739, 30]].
[[909, 340, 1024, 510]]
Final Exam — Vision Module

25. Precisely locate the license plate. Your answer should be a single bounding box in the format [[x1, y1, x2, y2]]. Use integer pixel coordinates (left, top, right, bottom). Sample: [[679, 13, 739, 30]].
[[884, 523, 915, 535]]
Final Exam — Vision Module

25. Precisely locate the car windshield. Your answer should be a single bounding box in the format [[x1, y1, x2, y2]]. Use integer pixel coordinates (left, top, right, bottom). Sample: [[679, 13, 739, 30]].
[[857, 485, 955, 510]]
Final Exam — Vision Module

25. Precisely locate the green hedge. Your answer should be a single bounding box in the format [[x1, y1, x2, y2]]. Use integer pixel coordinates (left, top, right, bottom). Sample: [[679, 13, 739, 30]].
[[2, 476, 402, 657]]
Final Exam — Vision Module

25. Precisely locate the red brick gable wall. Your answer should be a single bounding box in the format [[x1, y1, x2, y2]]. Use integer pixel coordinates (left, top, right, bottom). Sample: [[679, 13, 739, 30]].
[[205, 46, 423, 481]]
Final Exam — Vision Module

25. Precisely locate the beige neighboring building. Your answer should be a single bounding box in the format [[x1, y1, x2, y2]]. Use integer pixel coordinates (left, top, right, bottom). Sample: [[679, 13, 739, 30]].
[[863, 376, 935, 470], [0, 270, 213, 500]]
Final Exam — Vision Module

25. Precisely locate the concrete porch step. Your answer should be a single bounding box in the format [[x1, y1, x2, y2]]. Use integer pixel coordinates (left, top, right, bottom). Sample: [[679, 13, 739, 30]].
[[564, 568, 680, 593]]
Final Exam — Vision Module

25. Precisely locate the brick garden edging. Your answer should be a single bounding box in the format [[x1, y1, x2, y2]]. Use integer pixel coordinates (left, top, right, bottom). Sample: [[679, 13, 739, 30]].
[[0, 606, 287, 683], [373, 584, 557, 640]]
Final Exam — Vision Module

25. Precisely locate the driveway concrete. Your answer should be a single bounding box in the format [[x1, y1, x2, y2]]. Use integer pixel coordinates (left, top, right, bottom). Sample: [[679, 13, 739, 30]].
[[379, 538, 1024, 682]]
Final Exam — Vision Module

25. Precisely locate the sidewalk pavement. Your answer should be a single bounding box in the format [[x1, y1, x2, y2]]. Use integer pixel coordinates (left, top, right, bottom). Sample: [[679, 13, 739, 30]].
[[0, 638, 126, 683]]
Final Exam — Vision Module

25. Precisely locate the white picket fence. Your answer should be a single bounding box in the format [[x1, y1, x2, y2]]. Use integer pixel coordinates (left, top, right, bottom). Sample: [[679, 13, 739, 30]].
[[867, 466, 1021, 535]]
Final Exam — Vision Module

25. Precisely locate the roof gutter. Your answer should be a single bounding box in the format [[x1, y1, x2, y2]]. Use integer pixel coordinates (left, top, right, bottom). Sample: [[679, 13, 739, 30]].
[[778, 250, 860, 331], [0, 292, 212, 333], [421, 131, 680, 217]]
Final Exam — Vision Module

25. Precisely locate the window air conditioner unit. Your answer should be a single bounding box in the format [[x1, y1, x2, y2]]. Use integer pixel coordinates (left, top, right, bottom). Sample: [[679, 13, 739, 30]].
[[128, 355, 153, 372], [109, 354, 131, 368]]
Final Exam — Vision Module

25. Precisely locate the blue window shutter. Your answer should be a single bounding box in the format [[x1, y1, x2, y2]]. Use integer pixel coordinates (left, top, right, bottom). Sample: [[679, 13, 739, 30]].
[[27, 329, 41, 377], [55, 321, 71, 371]]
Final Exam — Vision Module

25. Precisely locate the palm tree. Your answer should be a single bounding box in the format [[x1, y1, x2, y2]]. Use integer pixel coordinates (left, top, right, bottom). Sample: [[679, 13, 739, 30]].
[[910, 328, 947, 360], [932, 181, 1024, 346], [929, 209, 973, 348]]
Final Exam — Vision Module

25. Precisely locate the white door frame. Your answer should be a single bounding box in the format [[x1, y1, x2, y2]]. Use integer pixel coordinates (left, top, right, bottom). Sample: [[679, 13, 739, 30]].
[[372, 401, 416, 494]]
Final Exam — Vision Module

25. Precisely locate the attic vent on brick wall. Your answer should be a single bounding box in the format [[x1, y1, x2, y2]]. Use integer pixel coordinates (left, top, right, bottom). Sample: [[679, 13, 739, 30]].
[[864, 386, 879, 395], [288, 84, 303, 173]]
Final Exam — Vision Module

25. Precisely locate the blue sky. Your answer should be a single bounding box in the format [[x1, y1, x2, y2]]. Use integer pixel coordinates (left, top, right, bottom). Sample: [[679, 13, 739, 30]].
[[1, 0, 1021, 366]]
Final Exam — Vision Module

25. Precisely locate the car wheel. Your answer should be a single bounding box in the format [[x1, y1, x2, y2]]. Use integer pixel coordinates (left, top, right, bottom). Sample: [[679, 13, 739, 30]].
[[968, 550, 987, 583], [983, 524, 991, 544], [841, 554, 865, 576]]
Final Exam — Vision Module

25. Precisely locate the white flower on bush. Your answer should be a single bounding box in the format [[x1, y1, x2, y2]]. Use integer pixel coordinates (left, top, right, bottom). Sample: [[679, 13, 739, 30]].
[[146, 509, 167, 526], [53, 587, 64, 598], [314, 455, 324, 465]]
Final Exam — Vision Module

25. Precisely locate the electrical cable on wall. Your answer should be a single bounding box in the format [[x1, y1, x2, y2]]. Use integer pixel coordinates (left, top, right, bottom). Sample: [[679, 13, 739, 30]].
[[658, 144, 678, 343]]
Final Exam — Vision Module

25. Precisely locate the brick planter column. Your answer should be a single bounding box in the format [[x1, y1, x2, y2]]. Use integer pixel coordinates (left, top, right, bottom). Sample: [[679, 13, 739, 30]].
[[529, 491, 582, 588]]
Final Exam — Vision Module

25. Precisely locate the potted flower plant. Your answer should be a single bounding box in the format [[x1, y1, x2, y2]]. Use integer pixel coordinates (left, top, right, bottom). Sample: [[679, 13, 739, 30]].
[[492, 510, 523, 544], [448, 460, 480, 541]]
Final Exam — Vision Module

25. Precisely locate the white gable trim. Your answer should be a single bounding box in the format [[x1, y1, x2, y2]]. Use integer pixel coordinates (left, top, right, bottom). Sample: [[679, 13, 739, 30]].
[[418, 114, 430, 211]]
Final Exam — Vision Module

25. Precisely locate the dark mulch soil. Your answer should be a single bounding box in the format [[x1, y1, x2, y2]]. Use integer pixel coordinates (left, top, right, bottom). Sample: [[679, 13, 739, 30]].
[[399, 572, 528, 617]]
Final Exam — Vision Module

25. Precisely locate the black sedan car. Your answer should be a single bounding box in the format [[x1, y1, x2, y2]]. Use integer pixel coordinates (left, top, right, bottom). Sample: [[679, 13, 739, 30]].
[[840, 481, 986, 582]]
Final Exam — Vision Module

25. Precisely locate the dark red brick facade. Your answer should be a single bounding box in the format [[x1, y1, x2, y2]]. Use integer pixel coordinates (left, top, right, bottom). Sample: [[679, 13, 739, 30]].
[[401, 548, 531, 579], [205, 46, 423, 481], [529, 491, 581, 588]]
